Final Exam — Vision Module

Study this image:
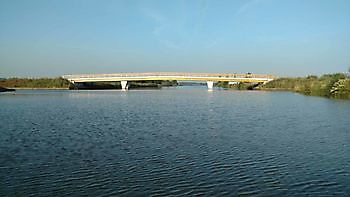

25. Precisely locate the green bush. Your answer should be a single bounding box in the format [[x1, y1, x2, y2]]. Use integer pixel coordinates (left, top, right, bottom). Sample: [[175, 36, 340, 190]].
[[261, 73, 350, 99]]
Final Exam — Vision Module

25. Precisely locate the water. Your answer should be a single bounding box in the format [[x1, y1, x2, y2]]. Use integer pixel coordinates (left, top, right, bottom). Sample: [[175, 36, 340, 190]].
[[1, 87, 350, 196]]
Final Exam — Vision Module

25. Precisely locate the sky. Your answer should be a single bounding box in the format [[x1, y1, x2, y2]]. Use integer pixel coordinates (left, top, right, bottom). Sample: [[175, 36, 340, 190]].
[[0, 0, 350, 77]]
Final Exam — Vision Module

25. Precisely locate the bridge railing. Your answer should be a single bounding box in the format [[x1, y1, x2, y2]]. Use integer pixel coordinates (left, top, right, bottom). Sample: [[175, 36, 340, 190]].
[[63, 72, 276, 79]]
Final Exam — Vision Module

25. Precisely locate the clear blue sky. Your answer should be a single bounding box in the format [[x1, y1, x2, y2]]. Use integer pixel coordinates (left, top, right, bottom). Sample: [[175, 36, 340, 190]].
[[1, 0, 350, 77]]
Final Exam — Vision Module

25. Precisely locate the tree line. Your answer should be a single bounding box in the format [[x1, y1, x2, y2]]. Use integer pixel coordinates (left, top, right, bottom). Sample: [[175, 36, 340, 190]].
[[0, 77, 70, 88]]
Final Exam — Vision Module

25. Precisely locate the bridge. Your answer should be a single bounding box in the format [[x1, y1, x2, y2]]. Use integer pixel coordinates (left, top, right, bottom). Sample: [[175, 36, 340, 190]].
[[62, 72, 275, 90]]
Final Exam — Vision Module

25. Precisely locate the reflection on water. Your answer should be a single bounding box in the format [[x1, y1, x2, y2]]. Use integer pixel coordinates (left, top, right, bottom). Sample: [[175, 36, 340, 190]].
[[1, 88, 350, 196]]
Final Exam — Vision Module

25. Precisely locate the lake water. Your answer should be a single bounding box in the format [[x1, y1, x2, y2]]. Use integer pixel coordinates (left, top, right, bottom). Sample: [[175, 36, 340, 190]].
[[1, 87, 350, 196]]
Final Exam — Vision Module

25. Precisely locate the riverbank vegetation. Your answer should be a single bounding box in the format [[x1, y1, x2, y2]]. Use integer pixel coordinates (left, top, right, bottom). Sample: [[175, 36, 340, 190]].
[[0, 77, 178, 90], [217, 81, 259, 90], [261, 73, 350, 99], [216, 73, 350, 99], [1, 74, 349, 99], [71, 80, 178, 89], [0, 77, 70, 89]]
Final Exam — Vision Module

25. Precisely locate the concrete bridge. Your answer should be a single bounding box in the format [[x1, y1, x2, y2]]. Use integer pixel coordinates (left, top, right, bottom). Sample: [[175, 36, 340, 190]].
[[62, 72, 275, 90]]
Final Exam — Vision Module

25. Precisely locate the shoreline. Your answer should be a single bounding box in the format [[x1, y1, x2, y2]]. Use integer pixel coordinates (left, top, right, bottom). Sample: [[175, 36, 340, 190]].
[[8, 87, 69, 90], [257, 88, 294, 91]]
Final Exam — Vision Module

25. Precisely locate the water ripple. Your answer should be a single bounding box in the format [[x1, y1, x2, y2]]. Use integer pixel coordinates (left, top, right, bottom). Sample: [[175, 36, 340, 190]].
[[1, 89, 350, 196]]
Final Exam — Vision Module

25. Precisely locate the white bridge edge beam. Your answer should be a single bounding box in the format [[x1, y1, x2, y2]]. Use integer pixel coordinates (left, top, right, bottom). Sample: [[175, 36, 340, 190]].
[[207, 81, 214, 90], [121, 80, 128, 91]]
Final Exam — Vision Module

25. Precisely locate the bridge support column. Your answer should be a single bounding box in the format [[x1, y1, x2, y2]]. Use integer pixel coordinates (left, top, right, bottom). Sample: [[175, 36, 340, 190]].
[[207, 81, 214, 90], [121, 80, 128, 91]]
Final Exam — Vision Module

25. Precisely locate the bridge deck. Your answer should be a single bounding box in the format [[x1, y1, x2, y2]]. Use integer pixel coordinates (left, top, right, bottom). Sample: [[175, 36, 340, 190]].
[[63, 72, 275, 83]]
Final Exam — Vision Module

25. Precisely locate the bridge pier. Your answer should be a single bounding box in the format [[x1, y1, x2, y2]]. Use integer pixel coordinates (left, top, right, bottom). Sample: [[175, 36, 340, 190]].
[[207, 81, 214, 90], [121, 80, 128, 91]]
